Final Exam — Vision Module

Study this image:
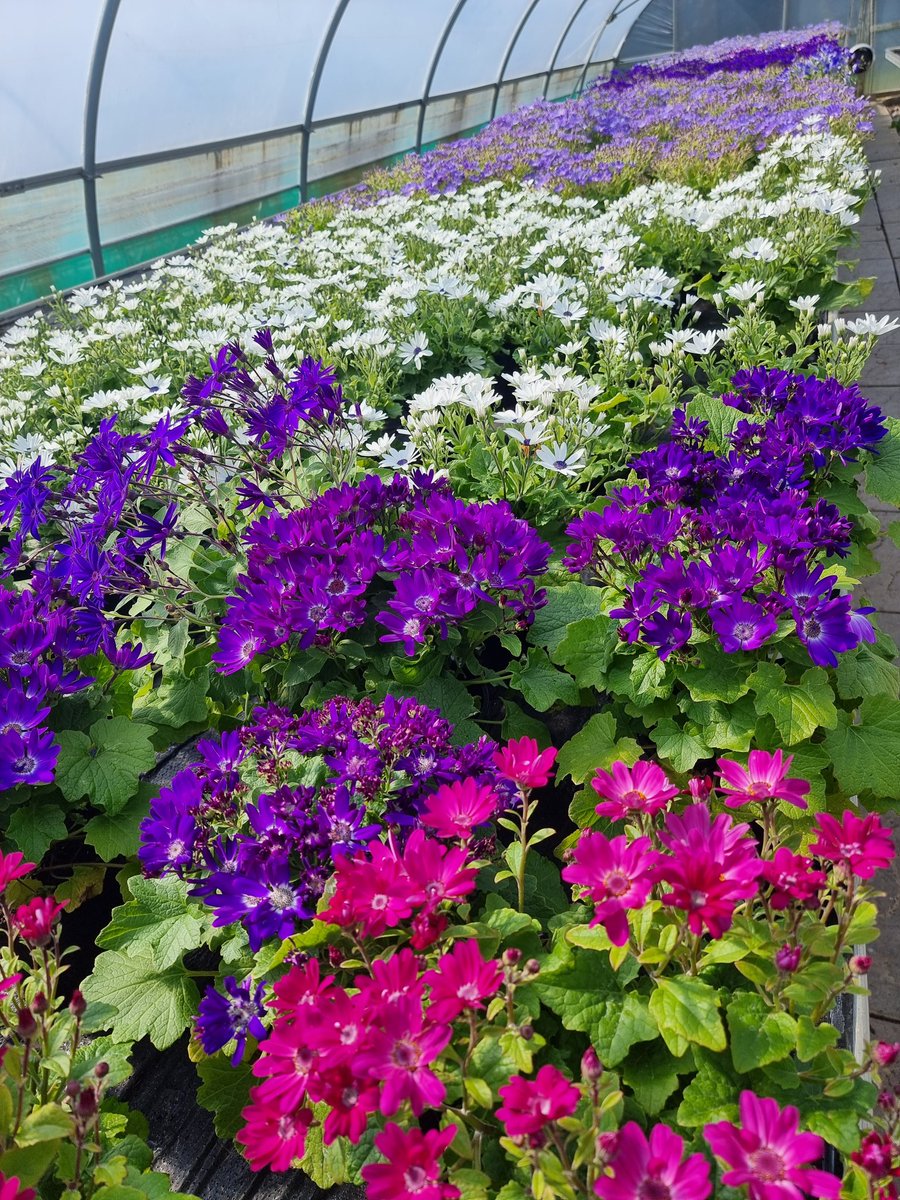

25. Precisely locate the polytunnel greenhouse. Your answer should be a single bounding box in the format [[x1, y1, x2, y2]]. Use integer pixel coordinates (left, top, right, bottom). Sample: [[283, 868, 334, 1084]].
[[3, 2, 900, 1198]]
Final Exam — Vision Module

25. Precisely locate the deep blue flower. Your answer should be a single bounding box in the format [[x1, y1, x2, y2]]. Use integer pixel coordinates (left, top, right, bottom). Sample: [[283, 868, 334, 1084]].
[[196, 975, 266, 1065]]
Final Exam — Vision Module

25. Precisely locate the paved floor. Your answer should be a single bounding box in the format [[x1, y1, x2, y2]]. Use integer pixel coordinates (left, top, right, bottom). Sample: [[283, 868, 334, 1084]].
[[844, 106, 900, 1066]]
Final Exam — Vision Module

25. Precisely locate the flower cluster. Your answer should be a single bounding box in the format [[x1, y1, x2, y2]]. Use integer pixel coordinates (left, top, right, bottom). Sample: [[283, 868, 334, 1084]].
[[140, 696, 502, 950], [215, 471, 551, 671], [565, 751, 895, 955], [236, 858, 490, 1171], [565, 368, 885, 664]]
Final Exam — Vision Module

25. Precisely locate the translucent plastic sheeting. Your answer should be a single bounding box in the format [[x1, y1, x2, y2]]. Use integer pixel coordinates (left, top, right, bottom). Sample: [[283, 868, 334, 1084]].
[[0, 181, 89, 275], [505, 0, 587, 80], [314, 0, 459, 121], [0, 0, 105, 181], [96, 0, 331, 162], [430, 0, 545, 95], [555, 0, 625, 70]]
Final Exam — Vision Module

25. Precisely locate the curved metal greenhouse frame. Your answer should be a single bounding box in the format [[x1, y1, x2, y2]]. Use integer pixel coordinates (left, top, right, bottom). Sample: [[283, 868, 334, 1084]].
[[0, 0, 895, 312]]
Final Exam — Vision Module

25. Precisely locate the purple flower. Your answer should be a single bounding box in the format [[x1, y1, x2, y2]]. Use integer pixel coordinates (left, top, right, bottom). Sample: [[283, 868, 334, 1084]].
[[196, 975, 266, 1064], [710, 598, 778, 653]]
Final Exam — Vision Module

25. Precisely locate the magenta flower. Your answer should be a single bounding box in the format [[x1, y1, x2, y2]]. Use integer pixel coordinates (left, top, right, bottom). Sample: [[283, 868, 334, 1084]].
[[717, 751, 810, 810], [355, 995, 451, 1116], [423, 940, 502, 1023], [760, 848, 826, 910], [0, 850, 35, 893], [361, 1123, 459, 1200], [493, 736, 557, 789], [563, 831, 657, 946], [420, 778, 497, 840], [236, 1096, 313, 1172], [496, 1065, 580, 1136], [591, 760, 680, 821], [595, 1121, 711, 1200], [809, 811, 895, 879], [705, 1091, 840, 1200]]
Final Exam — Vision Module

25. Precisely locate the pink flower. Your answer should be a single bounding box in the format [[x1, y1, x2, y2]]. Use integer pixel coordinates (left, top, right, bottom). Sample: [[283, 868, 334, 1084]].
[[496, 1064, 580, 1136], [270, 958, 336, 1013], [851, 1131, 898, 1180], [318, 837, 418, 938], [717, 750, 809, 810], [594, 1121, 711, 1200], [705, 1091, 840, 1200], [592, 760, 680, 821], [873, 1042, 900, 1067], [775, 944, 802, 973], [760, 849, 827, 910], [810, 811, 895, 879], [316, 1068, 380, 1145], [361, 1123, 459, 1200], [423, 940, 503, 1023], [0, 975, 21, 1001], [402, 830, 478, 910], [356, 948, 423, 1006], [355, 995, 451, 1116], [0, 851, 35, 892], [13, 897, 66, 946], [0, 1176, 35, 1200], [236, 1095, 313, 1172], [493, 736, 557, 789], [420, 778, 497, 840], [563, 831, 657, 946], [656, 806, 760, 939]]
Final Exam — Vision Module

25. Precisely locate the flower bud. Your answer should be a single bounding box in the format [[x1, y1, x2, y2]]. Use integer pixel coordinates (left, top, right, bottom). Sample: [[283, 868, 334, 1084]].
[[95, 1061, 109, 1079], [581, 1047, 603, 1082], [775, 943, 802, 973], [65, 1080, 81, 1099], [596, 1131, 619, 1166], [872, 1041, 900, 1067], [502, 948, 522, 967], [849, 954, 872, 975], [879, 1090, 897, 1112], [688, 775, 713, 802], [519, 1025, 534, 1041], [74, 1084, 98, 1121], [525, 959, 540, 977], [69, 989, 87, 1017], [15, 1007, 37, 1040], [31, 992, 48, 1014]]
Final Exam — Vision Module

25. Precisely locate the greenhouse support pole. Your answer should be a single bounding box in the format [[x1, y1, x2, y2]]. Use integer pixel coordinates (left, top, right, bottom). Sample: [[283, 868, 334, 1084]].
[[575, 0, 644, 95], [489, 0, 543, 122], [299, 0, 351, 203], [542, 0, 594, 100], [415, 0, 470, 154], [83, 0, 121, 279]]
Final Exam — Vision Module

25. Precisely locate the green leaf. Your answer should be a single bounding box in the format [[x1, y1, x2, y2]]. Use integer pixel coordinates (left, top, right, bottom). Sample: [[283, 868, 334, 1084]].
[[74, 1035, 135, 1087], [398, 675, 476, 728], [594, 993, 659, 1067], [82, 951, 198, 1049], [556, 713, 641, 785], [195, 1053, 253, 1141], [688, 393, 742, 448], [681, 646, 753, 704], [796, 1016, 839, 1062], [528, 583, 605, 654], [134, 669, 209, 728], [866, 416, 900, 507], [676, 1059, 739, 1127], [835, 644, 900, 701], [824, 695, 900, 801], [6, 801, 67, 862], [508, 648, 579, 712], [623, 1041, 685, 1114], [648, 978, 726, 1057], [608, 653, 672, 707], [679, 695, 759, 753], [55, 717, 156, 815], [650, 719, 711, 773], [502, 701, 553, 746], [726, 993, 797, 1072], [17, 1103, 75, 1145], [84, 788, 152, 861], [551, 615, 619, 689], [0, 1141, 62, 1186], [750, 663, 837, 746], [96, 876, 207, 970]]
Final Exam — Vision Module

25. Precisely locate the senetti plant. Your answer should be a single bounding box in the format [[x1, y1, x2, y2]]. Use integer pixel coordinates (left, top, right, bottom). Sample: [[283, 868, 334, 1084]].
[[166, 743, 893, 1200], [0, 851, 193, 1200]]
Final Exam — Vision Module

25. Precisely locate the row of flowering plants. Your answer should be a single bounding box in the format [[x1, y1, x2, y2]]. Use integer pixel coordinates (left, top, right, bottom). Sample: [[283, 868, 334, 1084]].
[[0, 20, 899, 1200]]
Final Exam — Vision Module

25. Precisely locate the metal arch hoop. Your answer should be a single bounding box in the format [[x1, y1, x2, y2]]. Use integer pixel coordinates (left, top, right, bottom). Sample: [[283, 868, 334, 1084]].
[[299, 0, 352, 203], [542, 0, 596, 100], [488, 0, 543, 122], [415, 0, 471, 154], [83, 0, 122, 278], [574, 0, 645, 96]]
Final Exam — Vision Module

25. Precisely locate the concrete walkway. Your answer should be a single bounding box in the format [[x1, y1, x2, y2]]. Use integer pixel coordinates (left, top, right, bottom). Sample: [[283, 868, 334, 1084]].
[[842, 105, 900, 1065]]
